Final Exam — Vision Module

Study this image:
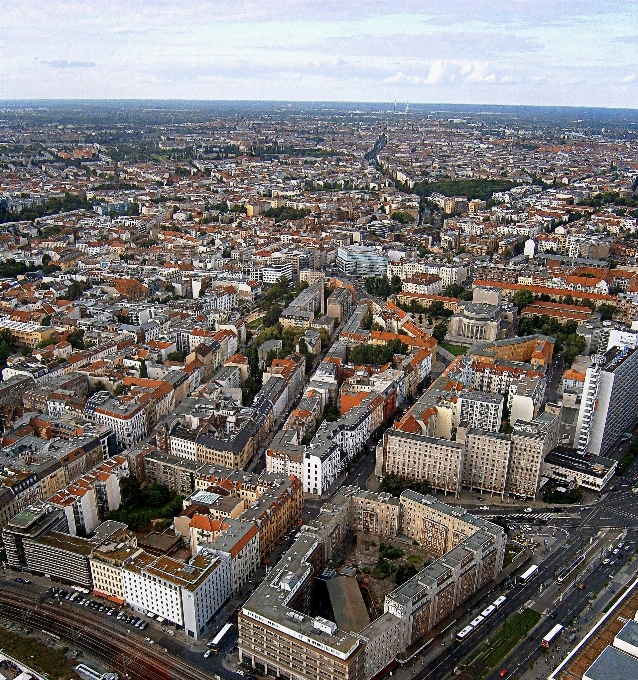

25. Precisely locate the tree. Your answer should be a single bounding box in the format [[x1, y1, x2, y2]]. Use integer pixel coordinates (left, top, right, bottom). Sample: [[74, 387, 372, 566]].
[[512, 288, 534, 310], [167, 350, 186, 362], [443, 283, 464, 298], [147, 483, 171, 507], [432, 322, 448, 343], [599, 303, 617, 321], [41, 314, 51, 326], [391, 211, 415, 224], [139, 359, 148, 379], [67, 328, 85, 350], [395, 563, 418, 586], [390, 275, 402, 295], [119, 476, 142, 508]]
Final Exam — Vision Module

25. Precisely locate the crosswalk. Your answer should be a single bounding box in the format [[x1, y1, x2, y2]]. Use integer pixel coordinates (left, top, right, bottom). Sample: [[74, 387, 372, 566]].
[[485, 512, 570, 521]]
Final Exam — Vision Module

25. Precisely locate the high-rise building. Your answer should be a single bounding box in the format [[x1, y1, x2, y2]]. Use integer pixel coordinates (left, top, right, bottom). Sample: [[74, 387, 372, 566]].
[[575, 347, 638, 456]]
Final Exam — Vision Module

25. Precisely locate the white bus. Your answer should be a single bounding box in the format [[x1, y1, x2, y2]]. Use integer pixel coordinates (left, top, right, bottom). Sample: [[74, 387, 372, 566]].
[[518, 564, 539, 585], [208, 622, 233, 652], [493, 595, 507, 609], [456, 625, 474, 642], [542, 624, 563, 648], [480, 604, 496, 619], [469, 614, 486, 630]]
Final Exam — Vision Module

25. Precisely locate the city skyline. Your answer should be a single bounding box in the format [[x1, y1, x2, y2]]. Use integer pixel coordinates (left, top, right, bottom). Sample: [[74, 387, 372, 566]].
[[2, 0, 638, 107]]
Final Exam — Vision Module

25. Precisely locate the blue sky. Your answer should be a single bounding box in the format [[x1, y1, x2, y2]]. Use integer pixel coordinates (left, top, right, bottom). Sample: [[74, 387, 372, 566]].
[[1, 0, 638, 106]]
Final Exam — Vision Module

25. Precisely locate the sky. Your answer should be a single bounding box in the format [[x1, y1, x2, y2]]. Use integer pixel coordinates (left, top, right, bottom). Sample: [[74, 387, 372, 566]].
[[1, 0, 638, 107]]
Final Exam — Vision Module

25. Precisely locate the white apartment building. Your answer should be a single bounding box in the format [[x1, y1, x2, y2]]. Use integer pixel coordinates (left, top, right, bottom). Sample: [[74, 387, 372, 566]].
[[123, 551, 232, 640], [199, 520, 260, 593], [458, 392, 503, 432], [92, 400, 146, 449], [575, 347, 638, 456], [381, 430, 464, 495]]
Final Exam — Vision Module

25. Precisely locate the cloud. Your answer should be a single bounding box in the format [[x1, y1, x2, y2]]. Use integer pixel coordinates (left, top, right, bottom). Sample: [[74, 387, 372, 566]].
[[622, 74, 636, 82], [425, 60, 495, 84], [384, 71, 407, 82], [45, 60, 95, 68]]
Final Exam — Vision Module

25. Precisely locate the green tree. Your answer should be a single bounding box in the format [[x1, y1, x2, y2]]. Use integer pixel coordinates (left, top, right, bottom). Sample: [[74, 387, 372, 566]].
[[513, 288, 535, 310], [119, 476, 142, 508], [391, 211, 415, 224], [167, 350, 186, 362], [395, 563, 418, 586], [599, 303, 617, 321], [432, 322, 448, 343], [41, 314, 51, 326], [67, 328, 85, 350], [443, 283, 464, 298]]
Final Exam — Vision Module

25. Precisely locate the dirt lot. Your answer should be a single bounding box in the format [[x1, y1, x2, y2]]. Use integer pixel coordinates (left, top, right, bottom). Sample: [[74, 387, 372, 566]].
[[333, 531, 437, 615]]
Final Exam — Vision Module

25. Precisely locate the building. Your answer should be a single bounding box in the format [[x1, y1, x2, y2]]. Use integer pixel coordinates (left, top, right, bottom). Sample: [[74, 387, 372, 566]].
[[461, 430, 511, 497], [336, 246, 388, 279], [239, 489, 506, 680], [575, 346, 638, 456], [122, 551, 232, 640], [541, 447, 617, 492], [0, 316, 56, 349]]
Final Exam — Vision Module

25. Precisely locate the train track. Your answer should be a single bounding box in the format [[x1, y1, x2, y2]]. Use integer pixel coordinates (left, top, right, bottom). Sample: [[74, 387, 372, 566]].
[[0, 589, 213, 680]]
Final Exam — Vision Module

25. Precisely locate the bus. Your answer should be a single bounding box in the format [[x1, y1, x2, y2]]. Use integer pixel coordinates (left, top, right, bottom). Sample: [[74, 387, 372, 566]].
[[456, 625, 474, 642], [208, 623, 233, 652], [469, 614, 486, 630], [480, 604, 496, 620], [493, 595, 507, 609], [518, 564, 539, 585], [541, 624, 563, 648], [557, 555, 586, 583]]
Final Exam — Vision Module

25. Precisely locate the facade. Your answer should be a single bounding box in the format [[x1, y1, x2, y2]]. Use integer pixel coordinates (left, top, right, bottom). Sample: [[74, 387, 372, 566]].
[[575, 347, 638, 456], [336, 246, 388, 278], [461, 430, 511, 497], [122, 551, 232, 640]]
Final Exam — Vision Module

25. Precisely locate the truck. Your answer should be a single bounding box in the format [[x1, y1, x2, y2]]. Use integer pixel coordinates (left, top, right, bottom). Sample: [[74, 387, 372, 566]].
[[541, 624, 563, 648]]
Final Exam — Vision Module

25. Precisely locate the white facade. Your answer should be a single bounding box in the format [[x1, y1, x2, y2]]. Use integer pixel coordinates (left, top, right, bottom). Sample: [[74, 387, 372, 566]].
[[123, 553, 232, 640]]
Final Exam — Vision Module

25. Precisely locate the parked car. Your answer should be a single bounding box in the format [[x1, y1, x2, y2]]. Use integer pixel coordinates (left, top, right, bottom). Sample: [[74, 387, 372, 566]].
[[500, 671, 508, 678], [204, 650, 211, 659]]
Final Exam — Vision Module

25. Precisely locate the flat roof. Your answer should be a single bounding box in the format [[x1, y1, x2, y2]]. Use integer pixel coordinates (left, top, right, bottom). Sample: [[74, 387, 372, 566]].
[[326, 576, 370, 633], [615, 619, 638, 649], [583, 645, 638, 680]]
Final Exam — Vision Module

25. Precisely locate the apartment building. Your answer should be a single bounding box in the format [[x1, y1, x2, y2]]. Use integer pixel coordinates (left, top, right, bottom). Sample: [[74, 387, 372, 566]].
[[575, 346, 638, 456], [506, 413, 559, 498], [0, 317, 56, 349], [123, 551, 232, 640], [352, 490, 400, 538], [239, 534, 367, 680], [380, 430, 464, 495], [461, 430, 511, 497], [336, 245, 388, 278]]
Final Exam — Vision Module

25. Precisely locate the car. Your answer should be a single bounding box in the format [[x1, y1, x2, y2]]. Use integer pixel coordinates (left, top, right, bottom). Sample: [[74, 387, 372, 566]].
[[524, 508, 533, 513], [14, 577, 25, 583], [237, 672, 245, 677], [479, 505, 489, 511], [500, 671, 509, 678], [23, 579, 31, 584], [626, 546, 632, 551], [550, 612, 558, 619], [117, 612, 125, 620], [578, 583, 585, 589], [204, 650, 211, 659], [140, 622, 148, 630], [603, 558, 611, 564], [613, 549, 620, 555]]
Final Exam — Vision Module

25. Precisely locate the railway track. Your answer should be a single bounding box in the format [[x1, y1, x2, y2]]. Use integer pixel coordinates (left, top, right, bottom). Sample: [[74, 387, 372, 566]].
[[0, 589, 213, 680]]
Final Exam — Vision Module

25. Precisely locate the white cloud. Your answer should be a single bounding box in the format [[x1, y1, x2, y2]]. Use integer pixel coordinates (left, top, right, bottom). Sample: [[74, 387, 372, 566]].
[[384, 71, 407, 82], [424, 60, 495, 84], [622, 73, 636, 82]]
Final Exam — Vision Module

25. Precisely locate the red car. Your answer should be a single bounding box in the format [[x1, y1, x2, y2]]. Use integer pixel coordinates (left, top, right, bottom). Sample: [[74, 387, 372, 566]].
[[500, 671, 508, 678]]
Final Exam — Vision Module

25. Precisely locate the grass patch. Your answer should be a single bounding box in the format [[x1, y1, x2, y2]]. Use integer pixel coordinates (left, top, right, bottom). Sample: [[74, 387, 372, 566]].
[[246, 316, 264, 330], [503, 542, 524, 568], [0, 628, 75, 679], [474, 608, 541, 678], [441, 342, 467, 356], [406, 554, 421, 566]]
